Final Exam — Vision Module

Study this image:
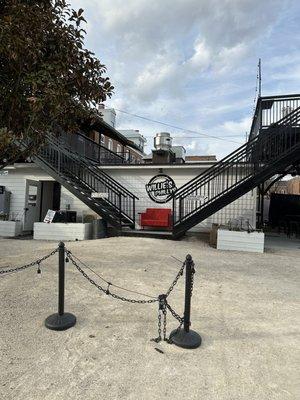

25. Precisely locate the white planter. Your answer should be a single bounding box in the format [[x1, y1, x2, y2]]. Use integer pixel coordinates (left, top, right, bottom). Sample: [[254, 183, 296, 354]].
[[217, 229, 265, 253], [33, 222, 93, 241], [0, 221, 22, 237]]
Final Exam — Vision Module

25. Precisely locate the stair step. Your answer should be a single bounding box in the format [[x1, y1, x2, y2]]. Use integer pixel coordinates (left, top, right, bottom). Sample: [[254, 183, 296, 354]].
[[91, 192, 109, 199], [34, 134, 138, 231]]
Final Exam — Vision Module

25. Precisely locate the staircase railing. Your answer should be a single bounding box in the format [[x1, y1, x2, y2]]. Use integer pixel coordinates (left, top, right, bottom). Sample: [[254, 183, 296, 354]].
[[58, 130, 128, 165], [250, 94, 300, 140], [35, 132, 138, 226], [173, 119, 300, 228]]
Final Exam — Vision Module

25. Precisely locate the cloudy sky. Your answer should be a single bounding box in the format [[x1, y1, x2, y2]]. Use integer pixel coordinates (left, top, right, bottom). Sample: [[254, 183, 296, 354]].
[[71, 0, 300, 158]]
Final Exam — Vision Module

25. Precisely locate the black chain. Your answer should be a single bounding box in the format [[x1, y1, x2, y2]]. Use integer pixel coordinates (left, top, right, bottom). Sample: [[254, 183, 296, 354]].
[[0, 248, 59, 276], [67, 249, 192, 343], [190, 259, 195, 297], [152, 296, 184, 343], [151, 260, 187, 343], [152, 259, 196, 343], [165, 260, 185, 298], [166, 302, 184, 324], [67, 251, 158, 304], [67, 251, 157, 300], [151, 294, 167, 343]]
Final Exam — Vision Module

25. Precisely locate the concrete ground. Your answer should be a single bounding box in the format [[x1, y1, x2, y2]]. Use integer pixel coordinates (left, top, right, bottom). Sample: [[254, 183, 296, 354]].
[[0, 235, 299, 400]]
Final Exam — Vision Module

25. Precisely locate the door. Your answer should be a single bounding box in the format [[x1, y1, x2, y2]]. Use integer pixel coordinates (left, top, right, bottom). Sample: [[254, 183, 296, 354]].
[[24, 180, 41, 231]]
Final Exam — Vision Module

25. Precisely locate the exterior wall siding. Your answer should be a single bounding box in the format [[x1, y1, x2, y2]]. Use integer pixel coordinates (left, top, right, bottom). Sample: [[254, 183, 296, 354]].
[[0, 166, 97, 229], [101, 166, 256, 231], [1, 163, 256, 234]]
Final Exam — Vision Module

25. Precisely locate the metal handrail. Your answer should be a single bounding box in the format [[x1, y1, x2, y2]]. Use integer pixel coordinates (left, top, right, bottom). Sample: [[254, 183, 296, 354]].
[[175, 105, 300, 199], [249, 94, 300, 139], [173, 112, 300, 227], [34, 134, 137, 224], [47, 132, 139, 200], [60, 130, 127, 164]]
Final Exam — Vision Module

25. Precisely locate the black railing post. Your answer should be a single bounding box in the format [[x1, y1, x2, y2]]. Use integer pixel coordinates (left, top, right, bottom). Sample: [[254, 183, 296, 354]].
[[45, 242, 76, 331], [183, 255, 192, 332], [179, 197, 183, 222], [169, 254, 201, 349], [58, 241, 65, 316], [133, 197, 136, 226], [118, 193, 122, 226]]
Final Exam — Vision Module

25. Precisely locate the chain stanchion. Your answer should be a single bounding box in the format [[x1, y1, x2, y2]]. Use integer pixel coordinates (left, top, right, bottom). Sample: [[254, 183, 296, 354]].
[[45, 242, 76, 331], [50, 247, 200, 348], [0, 248, 58, 276], [1, 243, 201, 348], [169, 254, 201, 349], [67, 250, 158, 304]]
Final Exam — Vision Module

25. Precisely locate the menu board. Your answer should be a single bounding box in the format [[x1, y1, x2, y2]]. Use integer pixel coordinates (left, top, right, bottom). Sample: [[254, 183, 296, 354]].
[[44, 209, 56, 223]]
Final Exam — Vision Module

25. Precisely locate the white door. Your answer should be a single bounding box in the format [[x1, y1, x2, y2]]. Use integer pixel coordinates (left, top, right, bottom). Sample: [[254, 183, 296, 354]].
[[24, 180, 41, 231]]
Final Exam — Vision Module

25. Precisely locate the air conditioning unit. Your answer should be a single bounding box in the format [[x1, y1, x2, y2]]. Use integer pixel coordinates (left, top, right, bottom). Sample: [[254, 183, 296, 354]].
[[0, 186, 11, 216], [172, 146, 186, 162]]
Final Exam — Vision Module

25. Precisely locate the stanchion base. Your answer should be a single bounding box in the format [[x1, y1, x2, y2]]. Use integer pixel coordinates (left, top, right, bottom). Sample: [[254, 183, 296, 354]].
[[45, 313, 76, 331], [170, 328, 201, 349]]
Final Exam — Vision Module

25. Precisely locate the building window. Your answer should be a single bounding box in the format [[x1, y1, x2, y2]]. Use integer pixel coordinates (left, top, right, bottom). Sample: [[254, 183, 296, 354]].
[[100, 134, 105, 145], [116, 144, 121, 154], [108, 139, 113, 151]]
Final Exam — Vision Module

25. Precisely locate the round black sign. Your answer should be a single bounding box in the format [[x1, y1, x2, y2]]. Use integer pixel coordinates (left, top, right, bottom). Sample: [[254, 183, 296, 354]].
[[145, 174, 177, 203]]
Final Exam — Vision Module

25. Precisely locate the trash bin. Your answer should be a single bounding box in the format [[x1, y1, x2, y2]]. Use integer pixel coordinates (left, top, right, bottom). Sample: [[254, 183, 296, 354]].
[[92, 219, 107, 239]]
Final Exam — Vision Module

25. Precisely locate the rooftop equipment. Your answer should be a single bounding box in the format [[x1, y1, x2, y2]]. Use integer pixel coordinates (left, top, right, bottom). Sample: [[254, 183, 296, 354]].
[[154, 132, 173, 151]]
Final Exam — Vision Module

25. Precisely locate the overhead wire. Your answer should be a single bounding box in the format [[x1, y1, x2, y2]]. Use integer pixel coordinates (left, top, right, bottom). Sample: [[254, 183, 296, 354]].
[[115, 108, 242, 145]]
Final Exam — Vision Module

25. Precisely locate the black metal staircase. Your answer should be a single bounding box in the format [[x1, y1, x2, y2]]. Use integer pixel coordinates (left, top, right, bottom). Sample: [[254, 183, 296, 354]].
[[32, 132, 138, 229], [172, 94, 300, 238], [12, 93, 300, 239]]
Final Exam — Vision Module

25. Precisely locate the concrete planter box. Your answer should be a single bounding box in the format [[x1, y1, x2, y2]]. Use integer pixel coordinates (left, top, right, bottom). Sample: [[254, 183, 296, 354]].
[[0, 221, 22, 237], [217, 228, 265, 253], [34, 222, 93, 241]]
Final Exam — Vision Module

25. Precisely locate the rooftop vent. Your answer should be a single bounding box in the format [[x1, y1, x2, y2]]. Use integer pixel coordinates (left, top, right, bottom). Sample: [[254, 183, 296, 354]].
[[154, 132, 172, 151]]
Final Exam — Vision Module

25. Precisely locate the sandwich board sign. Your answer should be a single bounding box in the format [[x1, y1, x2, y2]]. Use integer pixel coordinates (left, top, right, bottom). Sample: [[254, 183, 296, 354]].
[[44, 209, 56, 223]]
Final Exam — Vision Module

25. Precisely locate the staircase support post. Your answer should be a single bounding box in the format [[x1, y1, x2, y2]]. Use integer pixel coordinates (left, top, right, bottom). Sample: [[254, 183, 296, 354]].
[[133, 198, 136, 226], [45, 242, 76, 331], [169, 254, 201, 349], [118, 193, 122, 225]]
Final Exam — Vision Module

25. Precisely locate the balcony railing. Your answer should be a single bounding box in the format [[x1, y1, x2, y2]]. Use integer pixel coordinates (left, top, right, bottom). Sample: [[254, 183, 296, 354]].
[[58, 130, 142, 165], [249, 94, 300, 140]]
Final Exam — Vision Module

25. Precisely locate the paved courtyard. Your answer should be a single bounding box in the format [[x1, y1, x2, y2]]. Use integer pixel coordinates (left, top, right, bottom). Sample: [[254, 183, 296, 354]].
[[0, 235, 299, 400]]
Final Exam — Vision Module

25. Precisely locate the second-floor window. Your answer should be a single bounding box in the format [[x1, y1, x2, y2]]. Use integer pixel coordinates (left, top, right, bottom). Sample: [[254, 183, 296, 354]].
[[108, 139, 113, 151], [116, 144, 121, 154]]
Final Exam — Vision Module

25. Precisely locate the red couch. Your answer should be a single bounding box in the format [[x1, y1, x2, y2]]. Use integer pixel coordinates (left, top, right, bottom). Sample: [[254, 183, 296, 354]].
[[140, 208, 172, 229]]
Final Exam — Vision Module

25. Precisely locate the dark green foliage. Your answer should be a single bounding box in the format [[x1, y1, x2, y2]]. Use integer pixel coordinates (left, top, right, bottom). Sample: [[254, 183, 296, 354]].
[[0, 0, 113, 166]]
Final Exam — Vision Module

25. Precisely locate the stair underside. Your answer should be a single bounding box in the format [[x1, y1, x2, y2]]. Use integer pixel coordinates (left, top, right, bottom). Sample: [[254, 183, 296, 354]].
[[33, 156, 134, 229], [173, 145, 300, 238]]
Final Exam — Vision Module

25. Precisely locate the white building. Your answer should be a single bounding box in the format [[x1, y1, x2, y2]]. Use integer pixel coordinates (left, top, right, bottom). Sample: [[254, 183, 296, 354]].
[[0, 158, 256, 239], [118, 129, 147, 154], [98, 105, 116, 128]]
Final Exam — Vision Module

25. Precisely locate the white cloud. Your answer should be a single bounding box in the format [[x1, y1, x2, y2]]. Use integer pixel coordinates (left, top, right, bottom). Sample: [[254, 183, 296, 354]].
[[70, 0, 298, 158], [188, 39, 211, 70]]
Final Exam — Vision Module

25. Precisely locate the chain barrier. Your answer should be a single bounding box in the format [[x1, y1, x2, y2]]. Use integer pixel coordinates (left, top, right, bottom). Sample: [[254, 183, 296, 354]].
[[66, 251, 157, 300], [165, 260, 185, 297], [66, 251, 158, 304], [152, 260, 196, 343], [0, 247, 59, 276], [66, 248, 191, 343], [1, 243, 196, 344]]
